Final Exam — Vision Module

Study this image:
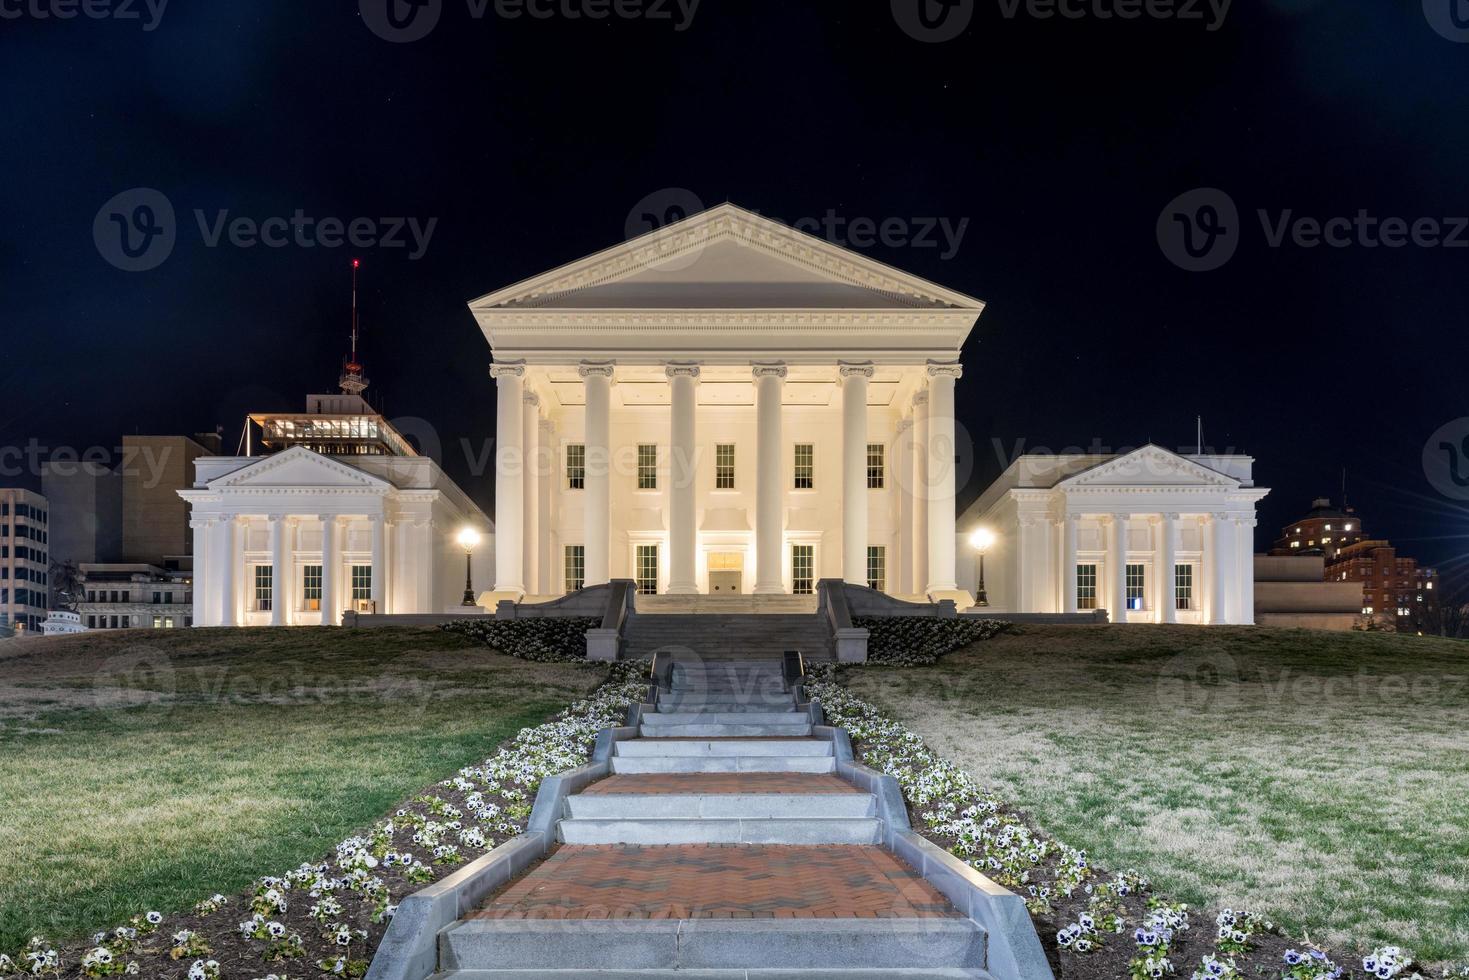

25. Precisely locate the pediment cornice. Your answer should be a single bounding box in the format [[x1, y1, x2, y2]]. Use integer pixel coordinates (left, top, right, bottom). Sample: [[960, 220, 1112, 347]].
[[207, 447, 396, 492], [1057, 446, 1240, 491]]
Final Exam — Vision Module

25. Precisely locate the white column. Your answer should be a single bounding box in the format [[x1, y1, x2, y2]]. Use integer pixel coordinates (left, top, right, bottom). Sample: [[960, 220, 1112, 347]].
[[522, 391, 540, 596], [1016, 516, 1034, 611], [580, 361, 615, 587], [666, 363, 700, 594], [190, 518, 209, 626], [895, 417, 914, 596], [1209, 512, 1230, 624], [1110, 514, 1129, 621], [752, 362, 787, 594], [268, 515, 286, 627], [491, 361, 526, 597], [925, 362, 963, 594], [1062, 513, 1078, 613], [912, 391, 929, 596], [1159, 513, 1178, 624], [1236, 516, 1256, 625], [370, 514, 385, 613], [538, 417, 556, 595], [840, 362, 874, 586], [217, 516, 236, 627], [319, 514, 338, 626]]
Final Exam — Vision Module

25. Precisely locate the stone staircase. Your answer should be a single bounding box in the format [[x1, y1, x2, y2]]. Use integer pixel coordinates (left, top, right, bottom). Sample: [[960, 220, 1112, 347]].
[[634, 594, 819, 614], [622, 614, 834, 661], [429, 660, 996, 979]]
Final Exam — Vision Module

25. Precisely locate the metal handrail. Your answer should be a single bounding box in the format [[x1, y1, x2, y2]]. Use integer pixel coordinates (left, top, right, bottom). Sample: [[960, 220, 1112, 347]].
[[782, 649, 806, 693]]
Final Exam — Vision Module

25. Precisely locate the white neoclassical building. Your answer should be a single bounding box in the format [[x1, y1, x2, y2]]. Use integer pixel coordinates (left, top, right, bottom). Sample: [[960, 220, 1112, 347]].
[[956, 447, 1269, 624], [472, 204, 981, 607], [179, 393, 493, 627]]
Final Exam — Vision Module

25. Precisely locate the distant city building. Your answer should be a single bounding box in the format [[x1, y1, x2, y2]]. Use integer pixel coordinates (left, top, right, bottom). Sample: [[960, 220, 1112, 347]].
[[77, 563, 193, 630], [1, 488, 50, 633], [42, 460, 122, 566], [1253, 555, 1362, 631], [1270, 498, 1436, 630], [122, 434, 217, 569]]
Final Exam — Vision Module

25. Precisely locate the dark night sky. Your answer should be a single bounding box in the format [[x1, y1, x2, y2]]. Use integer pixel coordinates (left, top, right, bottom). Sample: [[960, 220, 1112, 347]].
[[2, 0, 1467, 574]]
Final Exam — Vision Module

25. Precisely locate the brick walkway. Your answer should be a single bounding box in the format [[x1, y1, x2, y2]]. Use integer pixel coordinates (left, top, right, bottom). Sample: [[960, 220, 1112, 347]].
[[472, 844, 956, 920], [582, 773, 862, 795]]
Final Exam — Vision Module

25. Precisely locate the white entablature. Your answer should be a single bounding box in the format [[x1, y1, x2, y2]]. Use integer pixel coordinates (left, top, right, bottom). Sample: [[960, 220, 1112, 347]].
[[472, 203, 983, 604]]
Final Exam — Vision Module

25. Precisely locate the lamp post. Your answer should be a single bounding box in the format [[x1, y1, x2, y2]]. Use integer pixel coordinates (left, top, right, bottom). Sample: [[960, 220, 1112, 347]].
[[968, 528, 995, 607], [457, 527, 482, 607]]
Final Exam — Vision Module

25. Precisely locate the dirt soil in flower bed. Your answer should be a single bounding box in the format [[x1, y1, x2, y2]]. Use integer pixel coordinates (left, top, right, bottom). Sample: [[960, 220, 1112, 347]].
[[0, 626, 642, 979]]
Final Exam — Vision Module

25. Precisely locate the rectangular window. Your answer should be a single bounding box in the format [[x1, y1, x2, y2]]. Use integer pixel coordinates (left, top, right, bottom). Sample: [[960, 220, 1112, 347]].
[[866, 443, 885, 489], [152, 615, 162, 628], [867, 546, 886, 593], [566, 444, 586, 490], [1077, 564, 1098, 610], [254, 565, 273, 612], [164, 616, 174, 629], [350, 565, 372, 601], [302, 565, 322, 611], [792, 544, 815, 595], [565, 545, 585, 592], [715, 443, 736, 489], [1126, 564, 1146, 611], [1175, 564, 1193, 610], [635, 544, 658, 595], [793, 443, 814, 490], [637, 444, 658, 490]]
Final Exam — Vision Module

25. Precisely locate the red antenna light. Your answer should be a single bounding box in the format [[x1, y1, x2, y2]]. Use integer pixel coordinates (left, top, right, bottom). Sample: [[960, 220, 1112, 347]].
[[352, 258, 360, 269]]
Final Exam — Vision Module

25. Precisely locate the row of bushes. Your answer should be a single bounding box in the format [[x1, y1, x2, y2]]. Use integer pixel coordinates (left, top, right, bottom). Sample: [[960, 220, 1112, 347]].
[[441, 617, 600, 662], [855, 615, 1015, 666]]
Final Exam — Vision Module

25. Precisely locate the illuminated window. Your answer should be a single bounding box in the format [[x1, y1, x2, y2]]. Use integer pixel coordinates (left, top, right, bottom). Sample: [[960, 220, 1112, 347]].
[[566, 445, 586, 490], [794, 444, 814, 489], [254, 565, 273, 612], [1175, 564, 1194, 610], [867, 546, 886, 592], [1290, 541, 1301, 549], [565, 546, 585, 592], [635, 545, 659, 595], [1077, 564, 1098, 610], [1126, 564, 1146, 611], [637, 444, 658, 490], [350, 565, 372, 601], [866, 443, 885, 489], [792, 545, 815, 595], [715, 444, 736, 489]]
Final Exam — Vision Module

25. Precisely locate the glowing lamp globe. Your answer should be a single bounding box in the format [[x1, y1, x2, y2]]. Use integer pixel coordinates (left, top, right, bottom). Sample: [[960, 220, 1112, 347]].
[[969, 528, 996, 553], [457, 527, 482, 551]]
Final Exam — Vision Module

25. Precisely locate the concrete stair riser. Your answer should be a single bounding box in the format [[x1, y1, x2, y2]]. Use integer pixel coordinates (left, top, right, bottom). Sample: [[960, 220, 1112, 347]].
[[613, 739, 831, 757], [643, 711, 806, 726], [565, 793, 874, 819], [557, 817, 886, 845], [609, 756, 837, 774], [636, 723, 814, 738], [435, 970, 995, 979]]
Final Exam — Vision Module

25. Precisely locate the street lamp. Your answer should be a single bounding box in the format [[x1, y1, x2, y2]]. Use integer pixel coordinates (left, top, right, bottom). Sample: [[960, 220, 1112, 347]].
[[457, 527, 482, 607], [968, 528, 995, 608]]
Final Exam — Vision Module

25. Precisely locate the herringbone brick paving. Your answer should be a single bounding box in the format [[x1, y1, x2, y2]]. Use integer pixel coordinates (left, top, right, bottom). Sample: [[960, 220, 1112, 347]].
[[472, 844, 956, 920], [583, 773, 862, 795]]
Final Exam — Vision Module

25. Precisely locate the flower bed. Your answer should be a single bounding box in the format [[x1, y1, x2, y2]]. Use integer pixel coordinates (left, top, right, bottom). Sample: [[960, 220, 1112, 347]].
[[441, 617, 599, 662], [0, 665, 646, 980], [855, 616, 1014, 666], [807, 677, 1461, 980]]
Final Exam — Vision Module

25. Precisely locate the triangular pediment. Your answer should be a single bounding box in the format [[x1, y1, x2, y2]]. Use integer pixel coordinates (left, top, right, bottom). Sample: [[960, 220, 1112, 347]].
[[208, 447, 394, 491], [470, 203, 985, 313], [1057, 446, 1240, 490]]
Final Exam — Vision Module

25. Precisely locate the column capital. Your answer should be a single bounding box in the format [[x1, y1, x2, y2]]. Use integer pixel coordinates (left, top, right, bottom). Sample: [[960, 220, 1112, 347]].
[[1162, 512, 1181, 522], [926, 359, 964, 380], [895, 417, 914, 434], [189, 517, 212, 530], [751, 361, 787, 380], [523, 390, 541, 408], [317, 514, 337, 524], [490, 360, 526, 380], [538, 416, 556, 434], [266, 514, 284, 525], [1111, 512, 1130, 524], [912, 389, 930, 408], [578, 360, 616, 379], [664, 361, 702, 379], [838, 360, 875, 380]]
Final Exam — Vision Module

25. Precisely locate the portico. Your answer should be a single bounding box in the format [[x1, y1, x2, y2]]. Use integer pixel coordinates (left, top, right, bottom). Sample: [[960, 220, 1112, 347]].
[[471, 204, 982, 604]]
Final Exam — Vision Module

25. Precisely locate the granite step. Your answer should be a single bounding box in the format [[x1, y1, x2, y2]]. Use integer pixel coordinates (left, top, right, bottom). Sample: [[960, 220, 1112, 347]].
[[435, 971, 995, 979], [558, 816, 885, 845], [566, 792, 873, 819], [643, 712, 805, 726], [636, 723, 814, 739], [609, 755, 835, 774], [613, 738, 831, 757]]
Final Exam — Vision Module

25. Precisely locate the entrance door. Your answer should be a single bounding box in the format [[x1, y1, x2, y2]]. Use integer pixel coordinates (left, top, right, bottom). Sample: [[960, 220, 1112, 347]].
[[708, 552, 743, 593]]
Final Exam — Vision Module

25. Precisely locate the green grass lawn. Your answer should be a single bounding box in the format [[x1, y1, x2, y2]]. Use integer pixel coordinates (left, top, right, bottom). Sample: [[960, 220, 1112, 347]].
[[0, 627, 601, 951], [842, 625, 1469, 967]]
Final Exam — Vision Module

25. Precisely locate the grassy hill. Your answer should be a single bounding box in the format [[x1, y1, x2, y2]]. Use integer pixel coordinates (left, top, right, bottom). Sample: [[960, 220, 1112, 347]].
[[0, 627, 602, 951], [842, 625, 1469, 966]]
